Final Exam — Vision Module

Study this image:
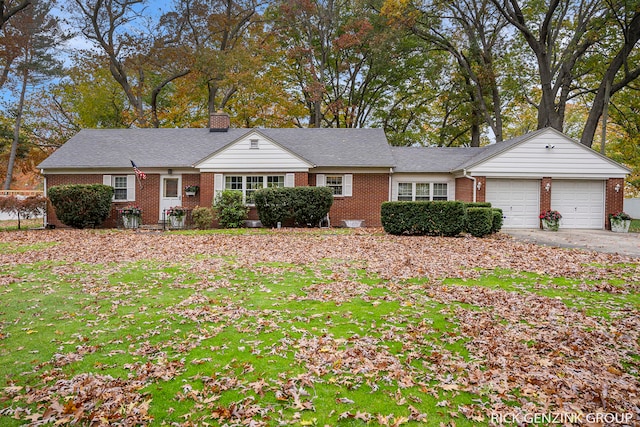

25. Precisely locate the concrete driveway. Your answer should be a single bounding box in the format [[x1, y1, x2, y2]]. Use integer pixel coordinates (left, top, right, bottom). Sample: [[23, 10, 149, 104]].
[[504, 229, 640, 258]]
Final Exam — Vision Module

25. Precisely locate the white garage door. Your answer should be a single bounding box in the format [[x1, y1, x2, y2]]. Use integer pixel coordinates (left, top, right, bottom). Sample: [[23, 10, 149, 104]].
[[485, 179, 540, 228], [551, 180, 604, 229]]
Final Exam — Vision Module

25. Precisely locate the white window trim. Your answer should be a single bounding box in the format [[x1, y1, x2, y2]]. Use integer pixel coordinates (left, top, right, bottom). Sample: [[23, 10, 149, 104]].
[[316, 173, 352, 197], [396, 182, 448, 202], [103, 174, 136, 202], [217, 173, 293, 204]]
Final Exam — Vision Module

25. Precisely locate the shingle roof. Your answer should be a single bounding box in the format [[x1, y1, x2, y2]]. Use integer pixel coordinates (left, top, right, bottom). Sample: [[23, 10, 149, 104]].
[[390, 146, 484, 173], [38, 127, 396, 169]]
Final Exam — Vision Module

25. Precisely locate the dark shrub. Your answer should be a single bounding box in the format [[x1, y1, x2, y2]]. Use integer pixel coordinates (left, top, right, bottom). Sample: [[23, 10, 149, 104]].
[[254, 186, 333, 228], [465, 202, 492, 208], [214, 190, 248, 228], [48, 184, 114, 228], [381, 201, 466, 236], [290, 187, 333, 227], [491, 208, 503, 233], [466, 207, 494, 237], [254, 187, 294, 228]]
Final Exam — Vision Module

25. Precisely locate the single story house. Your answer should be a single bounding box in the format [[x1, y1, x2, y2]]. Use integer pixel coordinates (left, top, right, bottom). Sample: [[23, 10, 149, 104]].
[[38, 113, 629, 229]]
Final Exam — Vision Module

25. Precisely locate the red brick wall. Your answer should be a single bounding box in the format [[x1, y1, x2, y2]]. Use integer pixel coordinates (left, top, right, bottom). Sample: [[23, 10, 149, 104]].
[[319, 173, 389, 227], [538, 178, 553, 229], [295, 172, 309, 186], [455, 177, 473, 202], [45, 174, 104, 227], [605, 178, 625, 229], [476, 176, 486, 202], [455, 176, 485, 202], [200, 173, 215, 208]]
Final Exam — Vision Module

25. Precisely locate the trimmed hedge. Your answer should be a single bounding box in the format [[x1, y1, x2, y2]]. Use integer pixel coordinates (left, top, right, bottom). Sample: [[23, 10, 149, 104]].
[[48, 184, 114, 228], [381, 201, 466, 236], [492, 208, 503, 233], [465, 202, 492, 208], [254, 186, 333, 228], [254, 187, 295, 228], [466, 207, 494, 237]]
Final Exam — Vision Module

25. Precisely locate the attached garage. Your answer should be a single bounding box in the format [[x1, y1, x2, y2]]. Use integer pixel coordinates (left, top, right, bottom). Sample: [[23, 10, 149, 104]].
[[485, 179, 540, 228], [456, 128, 630, 230], [551, 180, 605, 229]]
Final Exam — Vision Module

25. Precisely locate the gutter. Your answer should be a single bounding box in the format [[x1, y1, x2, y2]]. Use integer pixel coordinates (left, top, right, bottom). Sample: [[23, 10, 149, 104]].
[[388, 167, 393, 201], [463, 169, 477, 203]]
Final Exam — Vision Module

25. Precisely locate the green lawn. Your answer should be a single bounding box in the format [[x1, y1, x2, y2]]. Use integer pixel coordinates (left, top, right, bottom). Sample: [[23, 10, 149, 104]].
[[0, 229, 638, 426]]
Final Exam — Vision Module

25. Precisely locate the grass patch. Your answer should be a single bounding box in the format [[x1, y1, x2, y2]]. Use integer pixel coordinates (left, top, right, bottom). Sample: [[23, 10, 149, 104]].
[[0, 231, 638, 426]]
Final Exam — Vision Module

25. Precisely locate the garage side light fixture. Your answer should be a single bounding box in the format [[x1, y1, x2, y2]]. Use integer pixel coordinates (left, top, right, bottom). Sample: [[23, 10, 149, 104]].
[[476, 181, 482, 190], [545, 183, 551, 192], [615, 183, 621, 192]]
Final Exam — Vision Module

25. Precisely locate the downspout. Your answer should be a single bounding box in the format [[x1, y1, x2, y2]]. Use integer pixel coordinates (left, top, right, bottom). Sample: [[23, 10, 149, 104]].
[[42, 171, 47, 227], [388, 167, 393, 201], [463, 169, 477, 203]]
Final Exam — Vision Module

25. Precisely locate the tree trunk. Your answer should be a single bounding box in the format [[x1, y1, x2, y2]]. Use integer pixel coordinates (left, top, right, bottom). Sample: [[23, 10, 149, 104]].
[[3, 67, 28, 190], [580, 12, 640, 147]]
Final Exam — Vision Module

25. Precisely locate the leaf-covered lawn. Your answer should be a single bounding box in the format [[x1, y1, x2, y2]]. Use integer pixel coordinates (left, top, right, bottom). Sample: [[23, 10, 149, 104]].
[[0, 229, 638, 426]]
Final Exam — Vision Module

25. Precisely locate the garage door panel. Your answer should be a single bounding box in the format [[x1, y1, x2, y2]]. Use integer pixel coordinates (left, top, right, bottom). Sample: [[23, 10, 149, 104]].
[[551, 180, 604, 229], [486, 179, 540, 228]]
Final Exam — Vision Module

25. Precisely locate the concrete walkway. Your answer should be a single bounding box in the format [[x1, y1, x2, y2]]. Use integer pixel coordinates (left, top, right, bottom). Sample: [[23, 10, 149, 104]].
[[504, 229, 640, 258]]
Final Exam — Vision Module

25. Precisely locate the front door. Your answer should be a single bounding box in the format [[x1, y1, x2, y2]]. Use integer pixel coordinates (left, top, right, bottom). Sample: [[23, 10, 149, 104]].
[[159, 175, 182, 221]]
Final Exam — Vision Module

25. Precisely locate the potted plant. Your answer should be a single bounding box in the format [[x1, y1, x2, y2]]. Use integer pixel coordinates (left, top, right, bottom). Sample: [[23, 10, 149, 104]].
[[119, 205, 142, 229], [184, 185, 199, 196], [167, 206, 186, 228], [609, 211, 632, 233], [540, 210, 562, 231]]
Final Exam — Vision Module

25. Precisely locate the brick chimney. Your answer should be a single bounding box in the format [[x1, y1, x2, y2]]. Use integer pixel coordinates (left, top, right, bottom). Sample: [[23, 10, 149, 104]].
[[209, 111, 230, 132]]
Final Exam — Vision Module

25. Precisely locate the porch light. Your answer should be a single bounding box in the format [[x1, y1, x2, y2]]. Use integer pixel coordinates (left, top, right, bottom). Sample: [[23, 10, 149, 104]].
[[615, 183, 621, 193], [476, 181, 482, 190], [545, 183, 551, 192]]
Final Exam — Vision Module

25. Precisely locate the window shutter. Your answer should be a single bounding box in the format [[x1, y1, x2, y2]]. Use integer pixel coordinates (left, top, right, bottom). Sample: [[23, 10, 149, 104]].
[[316, 174, 326, 187], [285, 173, 295, 188], [103, 175, 112, 186], [343, 174, 353, 197], [127, 175, 136, 201], [214, 174, 224, 191]]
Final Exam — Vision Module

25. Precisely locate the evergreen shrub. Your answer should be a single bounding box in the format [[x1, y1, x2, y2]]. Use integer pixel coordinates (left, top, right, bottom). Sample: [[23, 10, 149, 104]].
[[381, 201, 466, 236], [466, 207, 494, 237], [48, 184, 114, 228], [214, 190, 248, 228]]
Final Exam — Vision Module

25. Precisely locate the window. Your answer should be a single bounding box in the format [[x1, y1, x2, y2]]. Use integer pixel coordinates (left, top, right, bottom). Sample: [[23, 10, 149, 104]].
[[326, 175, 343, 196], [113, 176, 128, 201], [397, 182, 448, 201], [432, 183, 448, 201], [267, 176, 284, 188], [225, 176, 243, 191], [245, 176, 264, 204], [224, 175, 286, 204], [416, 183, 430, 201], [398, 183, 412, 201]]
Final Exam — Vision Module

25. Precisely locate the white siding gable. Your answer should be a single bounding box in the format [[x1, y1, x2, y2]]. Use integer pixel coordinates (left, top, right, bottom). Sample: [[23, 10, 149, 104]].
[[467, 129, 629, 179], [195, 131, 312, 172]]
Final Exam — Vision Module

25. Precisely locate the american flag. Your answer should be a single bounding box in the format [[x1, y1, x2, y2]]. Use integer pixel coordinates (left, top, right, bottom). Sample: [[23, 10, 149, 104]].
[[130, 160, 147, 180]]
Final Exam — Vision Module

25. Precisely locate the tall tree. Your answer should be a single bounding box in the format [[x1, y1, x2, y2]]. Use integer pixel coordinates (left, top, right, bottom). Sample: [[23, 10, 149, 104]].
[[68, 0, 191, 127], [2, 0, 64, 190], [161, 0, 264, 116], [1, 0, 30, 30], [388, 0, 510, 145]]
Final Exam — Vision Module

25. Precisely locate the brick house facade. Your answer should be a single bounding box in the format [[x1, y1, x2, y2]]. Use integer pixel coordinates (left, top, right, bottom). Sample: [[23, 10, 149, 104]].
[[39, 123, 629, 230]]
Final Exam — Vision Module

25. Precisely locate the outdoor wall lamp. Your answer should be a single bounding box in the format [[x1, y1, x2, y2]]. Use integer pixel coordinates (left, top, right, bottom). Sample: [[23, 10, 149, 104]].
[[476, 181, 482, 190], [545, 183, 551, 192], [545, 144, 555, 149], [615, 183, 621, 193]]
